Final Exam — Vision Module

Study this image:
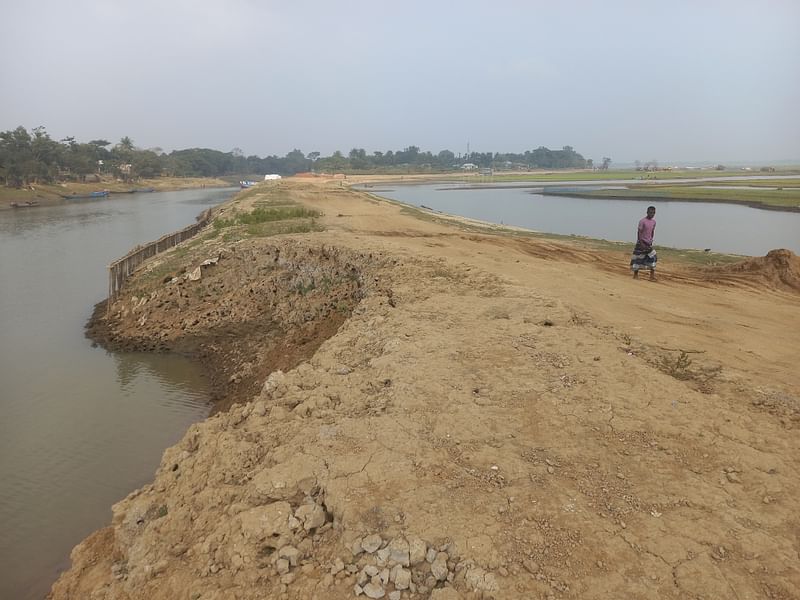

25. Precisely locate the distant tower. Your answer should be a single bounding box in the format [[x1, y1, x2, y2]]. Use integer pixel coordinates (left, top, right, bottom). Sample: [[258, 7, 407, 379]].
[[466, 141, 470, 158]]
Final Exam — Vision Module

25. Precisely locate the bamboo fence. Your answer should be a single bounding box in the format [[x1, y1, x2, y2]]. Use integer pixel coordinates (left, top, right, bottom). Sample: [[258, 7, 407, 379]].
[[107, 208, 213, 301]]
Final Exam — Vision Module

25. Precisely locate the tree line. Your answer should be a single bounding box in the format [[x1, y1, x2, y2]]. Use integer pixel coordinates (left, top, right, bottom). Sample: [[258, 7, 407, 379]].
[[0, 125, 598, 187], [313, 145, 595, 173]]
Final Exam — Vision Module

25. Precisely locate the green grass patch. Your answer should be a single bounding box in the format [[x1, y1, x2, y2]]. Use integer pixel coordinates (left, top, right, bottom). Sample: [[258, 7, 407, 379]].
[[244, 219, 323, 238], [687, 179, 800, 189], [253, 200, 297, 209], [557, 185, 800, 209], [212, 196, 324, 239], [214, 206, 321, 229]]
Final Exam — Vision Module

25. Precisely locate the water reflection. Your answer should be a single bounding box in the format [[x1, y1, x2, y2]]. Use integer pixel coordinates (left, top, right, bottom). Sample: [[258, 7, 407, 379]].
[[0, 207, 114, 235], [113, 351, 210, 402], [0, 349, 211, 600]]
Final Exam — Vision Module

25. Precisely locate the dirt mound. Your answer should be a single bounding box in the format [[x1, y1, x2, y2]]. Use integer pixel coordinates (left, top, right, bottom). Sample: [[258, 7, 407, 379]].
[[702, 249, 800, 292], [87, 239, 379, 411]]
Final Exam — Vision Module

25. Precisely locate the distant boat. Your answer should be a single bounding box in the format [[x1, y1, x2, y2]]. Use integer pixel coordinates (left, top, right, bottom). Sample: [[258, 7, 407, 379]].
[[240, 180, 258, 188], [61, 190, 110, 200], [10, 200, 40, 208], [110, 187, 155, 194]]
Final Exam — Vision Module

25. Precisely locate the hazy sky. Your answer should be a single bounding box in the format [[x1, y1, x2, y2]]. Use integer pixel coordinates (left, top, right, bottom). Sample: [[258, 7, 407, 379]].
[[1, 0, 798, 163]]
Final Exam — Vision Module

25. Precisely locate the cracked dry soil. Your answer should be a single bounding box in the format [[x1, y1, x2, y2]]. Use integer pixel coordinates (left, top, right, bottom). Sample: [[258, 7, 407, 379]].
[[51, 179, 799, 600]]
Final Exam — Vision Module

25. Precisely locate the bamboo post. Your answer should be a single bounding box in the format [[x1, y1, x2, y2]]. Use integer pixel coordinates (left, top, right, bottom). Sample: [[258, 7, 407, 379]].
[[106, 209, 213, 302]]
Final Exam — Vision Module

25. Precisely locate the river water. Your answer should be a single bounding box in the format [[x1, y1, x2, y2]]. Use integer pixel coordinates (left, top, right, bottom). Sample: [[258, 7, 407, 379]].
[[0, 188, 235, 600], [372, 184, 800, 256]]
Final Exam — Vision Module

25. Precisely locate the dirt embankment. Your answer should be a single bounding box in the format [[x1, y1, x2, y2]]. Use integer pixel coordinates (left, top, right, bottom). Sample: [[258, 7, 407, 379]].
[[51, 180, 800, 600], [87, 241, 374, 411]]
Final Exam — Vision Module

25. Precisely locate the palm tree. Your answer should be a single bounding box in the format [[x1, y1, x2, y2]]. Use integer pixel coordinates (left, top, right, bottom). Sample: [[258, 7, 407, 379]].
[[117, 136, 135, 152]]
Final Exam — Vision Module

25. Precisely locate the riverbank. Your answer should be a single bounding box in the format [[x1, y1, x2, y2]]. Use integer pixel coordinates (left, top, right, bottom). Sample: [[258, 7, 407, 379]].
[[50, 178, 800, 600], [0, 176, 230, 210], [86, 183, 331, 413]]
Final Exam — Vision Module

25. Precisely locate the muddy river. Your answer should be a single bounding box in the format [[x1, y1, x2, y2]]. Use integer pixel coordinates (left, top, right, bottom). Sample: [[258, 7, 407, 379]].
[[0, 188, 234, 600]]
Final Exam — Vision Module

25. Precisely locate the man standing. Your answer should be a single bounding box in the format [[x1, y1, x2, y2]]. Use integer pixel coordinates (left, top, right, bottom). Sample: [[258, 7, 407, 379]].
[[631, 206, 657, 280]]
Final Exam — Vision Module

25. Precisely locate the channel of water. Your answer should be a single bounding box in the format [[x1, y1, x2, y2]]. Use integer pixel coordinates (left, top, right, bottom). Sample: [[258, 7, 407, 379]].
[[0, 187, 235, 600], [371, 183, 800, 256]]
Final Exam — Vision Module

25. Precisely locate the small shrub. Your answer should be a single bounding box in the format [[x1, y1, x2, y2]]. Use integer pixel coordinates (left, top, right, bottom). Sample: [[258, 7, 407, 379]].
[[660, 351, 693, 380]]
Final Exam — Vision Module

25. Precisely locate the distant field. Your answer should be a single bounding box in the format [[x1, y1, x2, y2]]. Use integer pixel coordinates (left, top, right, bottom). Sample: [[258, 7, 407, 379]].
[[476, 168, 800, 182], [688, 178, 800, 188], [546, 184, 800, 210]]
